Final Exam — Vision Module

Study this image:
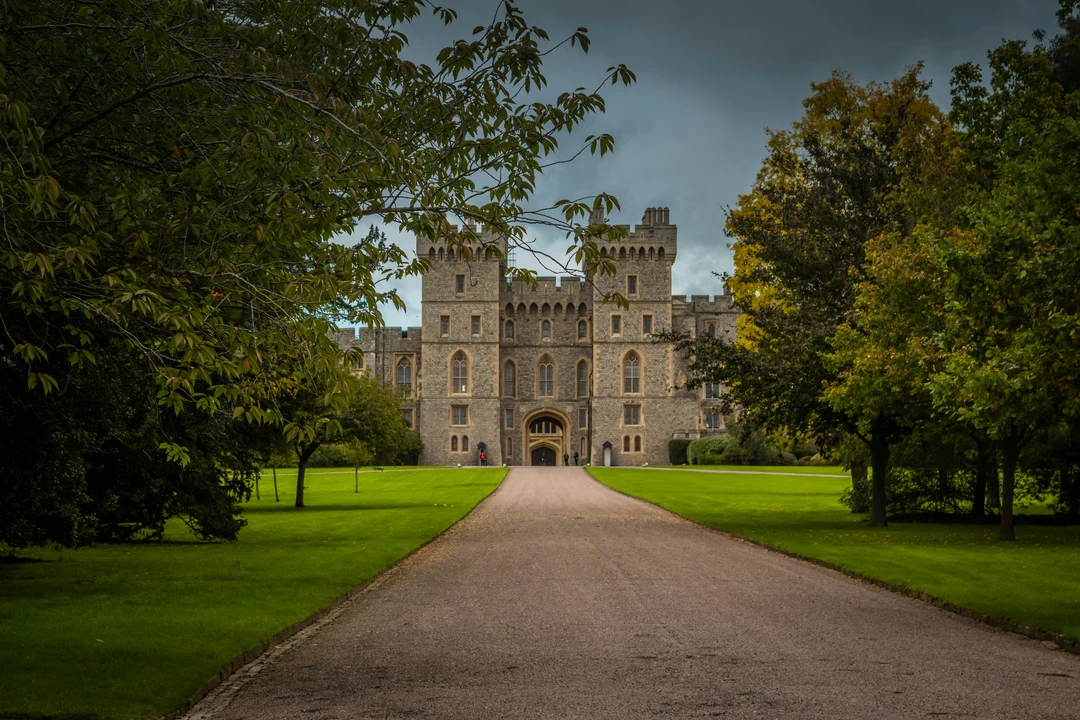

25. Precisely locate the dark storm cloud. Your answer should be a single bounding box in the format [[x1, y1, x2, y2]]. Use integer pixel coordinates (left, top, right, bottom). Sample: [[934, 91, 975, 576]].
[[354, 0, 1061, 328]]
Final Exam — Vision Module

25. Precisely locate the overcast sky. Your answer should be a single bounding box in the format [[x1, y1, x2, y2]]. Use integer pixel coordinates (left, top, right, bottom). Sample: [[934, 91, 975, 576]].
[[344, 0, 1062, 329]]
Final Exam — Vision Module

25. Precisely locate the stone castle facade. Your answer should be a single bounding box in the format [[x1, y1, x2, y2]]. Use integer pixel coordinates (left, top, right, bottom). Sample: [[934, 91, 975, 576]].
[[334, 206, 739, 467]]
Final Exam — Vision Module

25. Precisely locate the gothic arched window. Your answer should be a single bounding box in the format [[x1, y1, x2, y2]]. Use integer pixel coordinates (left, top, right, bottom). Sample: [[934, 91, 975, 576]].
[[451, 435, 458, 451], [462, 435, 469, 452], [452, 351, 469, 393], [504, 361, 516, 397], [634, 436, 642, 452], [577, 361, 589, 398], [623, 351, 640, 394], [538, 355, 554, 397], [623, 435, 631, 451], [396, 357, 412, 397]]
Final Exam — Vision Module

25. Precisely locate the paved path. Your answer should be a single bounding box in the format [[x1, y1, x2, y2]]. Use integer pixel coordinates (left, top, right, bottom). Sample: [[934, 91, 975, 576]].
[[206, 468, 1078, 719]]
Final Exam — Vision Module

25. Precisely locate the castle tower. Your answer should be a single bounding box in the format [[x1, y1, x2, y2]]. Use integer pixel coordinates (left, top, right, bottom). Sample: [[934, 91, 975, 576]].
[[416, 224, 506, 465], [589, 206, 695, 465]]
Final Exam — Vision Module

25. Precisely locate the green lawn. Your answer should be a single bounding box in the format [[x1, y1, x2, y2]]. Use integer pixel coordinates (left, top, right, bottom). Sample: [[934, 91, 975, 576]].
[[590, 467, 1080, 642], [0, 467, 505, 720]]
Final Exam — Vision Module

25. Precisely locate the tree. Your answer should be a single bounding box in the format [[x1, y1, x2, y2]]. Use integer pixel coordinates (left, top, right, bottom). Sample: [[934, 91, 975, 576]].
[[663, 66, 943, 526], [282, 370, 412, 507], [925, 31, 1080, 540], [0, 0, 634, 545]]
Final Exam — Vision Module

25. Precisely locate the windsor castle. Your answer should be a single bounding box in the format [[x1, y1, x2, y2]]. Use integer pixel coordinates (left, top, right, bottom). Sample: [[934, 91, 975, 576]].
[[334, 206, 739, 467]]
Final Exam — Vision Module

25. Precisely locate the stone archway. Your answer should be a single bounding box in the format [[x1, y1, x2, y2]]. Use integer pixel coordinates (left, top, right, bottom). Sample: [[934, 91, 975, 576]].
[[522, 409, 570, 466]]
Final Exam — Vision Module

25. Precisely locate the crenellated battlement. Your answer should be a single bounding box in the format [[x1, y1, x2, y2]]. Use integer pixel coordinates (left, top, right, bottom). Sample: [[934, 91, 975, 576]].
[[416, 221, 508, 262]]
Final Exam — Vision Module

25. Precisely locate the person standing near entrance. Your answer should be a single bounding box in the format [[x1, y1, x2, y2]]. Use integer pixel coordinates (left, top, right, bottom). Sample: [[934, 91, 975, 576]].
[[563, 453, 569, 466], [479, 450, 486, 467], [573, 452, 579, 466]]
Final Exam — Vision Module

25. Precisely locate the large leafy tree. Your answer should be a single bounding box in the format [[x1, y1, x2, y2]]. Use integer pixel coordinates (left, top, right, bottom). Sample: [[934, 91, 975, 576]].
[[664, 67, 943, 526], [0, 0, 633, 545]]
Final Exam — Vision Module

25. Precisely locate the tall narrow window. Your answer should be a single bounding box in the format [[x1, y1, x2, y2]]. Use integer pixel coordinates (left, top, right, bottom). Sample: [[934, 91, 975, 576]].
[[440, 316, 449, 336], [579, 409, 588, 427], [451, 436, 458, 451], [397, 357, 412, 397], [634, 436, 642, 452], [705, 410, 721, 429], [505, 320, 514, 339], [624, 405, 640, 425], [471, 315, 481, 335], [538, 355, 554, 397], [705, 382, 721, 399], [504, 361, 516, 397], [707, 322, 716, 337], [578, 320, 588, 339], [462, 435, 469, 452], [401, 409, 413, 429], [505, 408, 514, 429], [506, 436, 513, 458], [577, 361, 589, 398], [452, 351, 468, 393], [358, 355, 365, 371], [580, 437, 586, 457], [611, 315, 621, 335], [623, 435, 631, 452], [627, 275, 637, 295], [643, 314, 653, 335], [624, 351, 640, 394], [541, 320, 551, 339], [456, 275, 465, 294]]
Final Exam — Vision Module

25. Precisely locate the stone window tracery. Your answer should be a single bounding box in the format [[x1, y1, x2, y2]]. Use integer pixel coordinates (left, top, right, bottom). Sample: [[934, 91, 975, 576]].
[[538, 355, 554, 397], [396, 357, 412, 397], [452, 351, 469, 393], [623, 351, 640, 394]]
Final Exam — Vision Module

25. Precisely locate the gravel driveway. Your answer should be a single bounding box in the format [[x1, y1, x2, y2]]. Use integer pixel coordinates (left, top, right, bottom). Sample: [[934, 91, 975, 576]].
[[203, 467, 1078, 719]]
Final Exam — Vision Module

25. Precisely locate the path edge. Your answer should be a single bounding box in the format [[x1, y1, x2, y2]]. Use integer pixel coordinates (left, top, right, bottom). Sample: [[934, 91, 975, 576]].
[[586, 469, 1080, 658], [160, 468, 510, 720]]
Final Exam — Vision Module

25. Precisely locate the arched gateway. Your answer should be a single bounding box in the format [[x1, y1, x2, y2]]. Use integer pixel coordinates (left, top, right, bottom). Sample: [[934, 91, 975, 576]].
[[523, 409, 570, 466]]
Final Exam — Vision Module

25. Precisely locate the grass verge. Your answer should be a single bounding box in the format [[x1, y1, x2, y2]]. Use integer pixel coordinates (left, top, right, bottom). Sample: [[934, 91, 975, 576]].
[[0, 467, 505, 720], [589, 467, 1080, 643]]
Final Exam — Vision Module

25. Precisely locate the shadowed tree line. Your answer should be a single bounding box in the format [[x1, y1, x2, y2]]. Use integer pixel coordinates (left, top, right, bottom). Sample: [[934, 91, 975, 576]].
[[662, 0, 1080, 540]]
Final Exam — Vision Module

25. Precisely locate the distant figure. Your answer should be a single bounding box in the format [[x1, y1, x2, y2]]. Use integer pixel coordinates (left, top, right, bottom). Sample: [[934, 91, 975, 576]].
[[573, 452, 579, 466], [479, 451, 486, 467], [563, 453, 569, 466]]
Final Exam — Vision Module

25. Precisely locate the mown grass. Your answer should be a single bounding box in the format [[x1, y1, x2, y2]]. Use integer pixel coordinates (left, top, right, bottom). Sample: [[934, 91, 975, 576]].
[[0, 467, 505, 720], [590, 467, 1080, 642]]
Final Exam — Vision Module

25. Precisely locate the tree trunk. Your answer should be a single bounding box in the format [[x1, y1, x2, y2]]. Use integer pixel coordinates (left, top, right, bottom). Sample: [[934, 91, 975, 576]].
[[1000, 434, 1019, 541], [869, 418, 890, 527], [850, 461, 869, 514], [295, 443, 319, 508], [255, 472, 261, 501], [986, 460, 1000, 510], [971, 448, 988, 518], [273, 467, 280, 502], [295, 458, 308, 508]]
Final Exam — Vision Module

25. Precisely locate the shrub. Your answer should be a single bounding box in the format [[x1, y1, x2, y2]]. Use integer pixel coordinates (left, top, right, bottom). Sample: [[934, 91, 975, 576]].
[[792, 441, 820, 459], [668, 439, 691, 465], [308, 444, 352, 468], [778, 451, 797, 465], [688, 435, 732, 465]]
